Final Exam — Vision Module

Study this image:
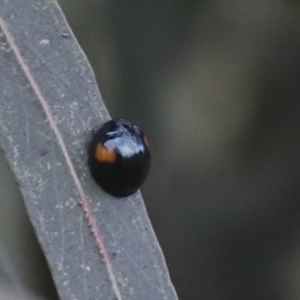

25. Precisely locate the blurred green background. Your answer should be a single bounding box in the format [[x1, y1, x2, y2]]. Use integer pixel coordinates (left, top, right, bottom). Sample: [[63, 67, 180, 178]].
[[2, 0, 300, 299]]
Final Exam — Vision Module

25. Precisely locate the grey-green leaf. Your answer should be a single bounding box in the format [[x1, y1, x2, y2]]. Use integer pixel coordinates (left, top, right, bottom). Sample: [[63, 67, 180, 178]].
[[0, 1, 177, 299]]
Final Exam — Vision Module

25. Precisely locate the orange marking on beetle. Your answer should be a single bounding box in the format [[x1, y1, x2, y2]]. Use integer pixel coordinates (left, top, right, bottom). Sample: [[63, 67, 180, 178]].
[[95, 143, 117, 163], [144, 136, 150, 148]]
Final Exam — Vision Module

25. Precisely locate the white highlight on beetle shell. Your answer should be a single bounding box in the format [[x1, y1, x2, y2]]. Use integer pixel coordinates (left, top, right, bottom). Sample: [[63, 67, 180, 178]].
[[104, 134, 145, 157]]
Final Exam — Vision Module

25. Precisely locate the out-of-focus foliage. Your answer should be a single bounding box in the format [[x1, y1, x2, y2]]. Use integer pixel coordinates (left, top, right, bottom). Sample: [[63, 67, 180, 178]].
[[57, 1, 300, 299]]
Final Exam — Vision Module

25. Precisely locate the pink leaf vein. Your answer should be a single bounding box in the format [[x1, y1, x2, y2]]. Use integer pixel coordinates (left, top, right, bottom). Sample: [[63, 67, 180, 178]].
[[0, 17, 122, 300]]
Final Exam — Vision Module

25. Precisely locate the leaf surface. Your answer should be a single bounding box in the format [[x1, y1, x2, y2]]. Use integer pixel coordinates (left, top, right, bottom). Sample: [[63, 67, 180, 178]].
[[0, 1, 178, 299]]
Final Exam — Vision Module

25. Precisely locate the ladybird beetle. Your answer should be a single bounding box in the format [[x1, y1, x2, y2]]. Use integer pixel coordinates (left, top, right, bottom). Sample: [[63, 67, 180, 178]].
[[88, 119, 151, 197]]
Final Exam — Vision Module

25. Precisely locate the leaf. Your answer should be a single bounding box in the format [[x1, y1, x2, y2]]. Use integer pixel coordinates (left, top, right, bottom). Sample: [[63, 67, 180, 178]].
[[0, 1, 178, 299]]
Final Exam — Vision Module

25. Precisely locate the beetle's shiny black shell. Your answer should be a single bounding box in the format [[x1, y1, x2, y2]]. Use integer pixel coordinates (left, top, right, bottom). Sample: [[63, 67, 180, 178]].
[[88, 119, 151, 197]]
